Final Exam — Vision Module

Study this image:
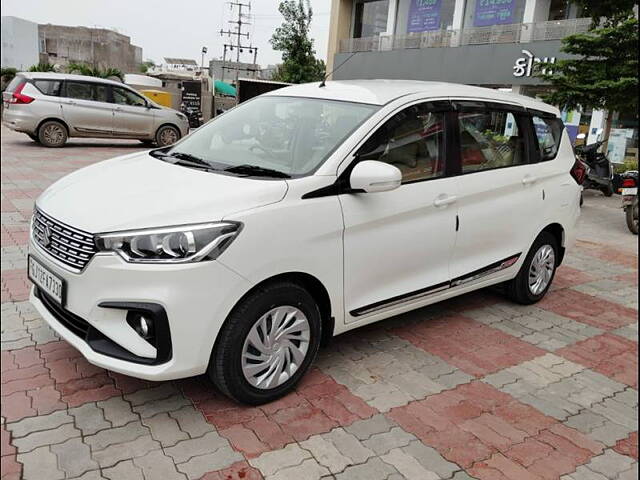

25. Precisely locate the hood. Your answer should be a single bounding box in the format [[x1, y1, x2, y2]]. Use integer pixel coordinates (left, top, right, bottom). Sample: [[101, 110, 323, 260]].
[[36, 151, 288, 232]]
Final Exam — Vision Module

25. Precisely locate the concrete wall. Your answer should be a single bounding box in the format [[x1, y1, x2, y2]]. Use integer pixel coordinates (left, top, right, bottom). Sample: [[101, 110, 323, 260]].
[[332, 40, 571, 85], [38, 24, 142, 73], [1, 16, 40, 69]]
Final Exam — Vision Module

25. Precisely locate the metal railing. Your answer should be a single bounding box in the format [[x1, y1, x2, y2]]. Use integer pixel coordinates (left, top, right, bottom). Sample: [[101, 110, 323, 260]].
[[338, 17, 592, 53]]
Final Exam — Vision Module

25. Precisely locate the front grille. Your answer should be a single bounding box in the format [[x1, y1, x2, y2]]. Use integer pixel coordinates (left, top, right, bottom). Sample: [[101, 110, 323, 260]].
[[35, 288, 90, 339], [32, 208, 96, 271]]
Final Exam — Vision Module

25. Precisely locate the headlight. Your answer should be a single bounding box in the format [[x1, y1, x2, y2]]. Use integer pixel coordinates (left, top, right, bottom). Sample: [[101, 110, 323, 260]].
[[95, 222, 242, 264]]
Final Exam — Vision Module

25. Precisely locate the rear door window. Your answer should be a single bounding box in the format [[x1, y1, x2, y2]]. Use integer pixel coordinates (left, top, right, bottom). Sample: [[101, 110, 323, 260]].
[[65, 81, 109, 103], [33, 80, 62, 96], [532, 115, 564, 161], [458, 109, 527, 173]]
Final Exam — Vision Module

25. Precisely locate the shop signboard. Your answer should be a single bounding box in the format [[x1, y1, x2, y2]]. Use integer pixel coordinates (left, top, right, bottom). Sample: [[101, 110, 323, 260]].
[[181, 80, 202, 128], [407, 0, 442, 33], [474, 0, 517, 27]]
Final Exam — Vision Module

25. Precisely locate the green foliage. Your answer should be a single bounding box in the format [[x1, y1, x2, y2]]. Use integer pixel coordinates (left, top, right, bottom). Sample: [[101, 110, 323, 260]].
[[1, 67, 17, 82], [536, 16, 638, 116], [571, 0, 637, 26], [614, 157, 639, 174], [139, 59, 156, 74], [28, 63, 56, 72], [270, 0, 326, 84], [66, 62, 124, 81]]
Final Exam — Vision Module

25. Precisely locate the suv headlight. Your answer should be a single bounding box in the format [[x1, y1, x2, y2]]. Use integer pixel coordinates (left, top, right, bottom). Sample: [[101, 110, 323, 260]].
[[95, 222, 241, 264]]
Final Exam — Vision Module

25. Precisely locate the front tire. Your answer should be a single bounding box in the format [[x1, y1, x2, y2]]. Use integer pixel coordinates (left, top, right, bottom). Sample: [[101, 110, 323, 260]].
[[209, 281, 322, 405], [38, 120, 67, 147], [506, 232, 558, 305]]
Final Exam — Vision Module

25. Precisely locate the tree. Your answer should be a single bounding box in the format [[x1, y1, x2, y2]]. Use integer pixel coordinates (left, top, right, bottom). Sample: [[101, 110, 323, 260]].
[[1, 67, 17, 91], [66, 62, 123, 81], [536, 1, 638, 142], [270, 0, 325, 83]]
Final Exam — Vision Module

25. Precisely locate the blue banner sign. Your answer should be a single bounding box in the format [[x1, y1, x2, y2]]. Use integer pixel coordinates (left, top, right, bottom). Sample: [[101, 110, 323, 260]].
[[407, 0, 442, 33], [474, 0, 517, 27]]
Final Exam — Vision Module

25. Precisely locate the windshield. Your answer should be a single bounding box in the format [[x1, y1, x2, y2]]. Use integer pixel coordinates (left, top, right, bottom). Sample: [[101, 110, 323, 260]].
[[164, 96, 378, 177]]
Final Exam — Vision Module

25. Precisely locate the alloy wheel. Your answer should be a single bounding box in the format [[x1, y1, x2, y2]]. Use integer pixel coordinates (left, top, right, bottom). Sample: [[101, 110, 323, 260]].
[[241, 306, 310, 390], [42, 124, 65, 146], [158, 128, 178, 146], [528, 244, 555, 295]]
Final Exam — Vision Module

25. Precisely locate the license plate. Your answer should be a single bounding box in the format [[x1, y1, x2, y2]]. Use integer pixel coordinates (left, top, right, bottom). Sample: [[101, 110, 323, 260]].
[[28, 255, 65, 305], [622, 188, 637, 195]]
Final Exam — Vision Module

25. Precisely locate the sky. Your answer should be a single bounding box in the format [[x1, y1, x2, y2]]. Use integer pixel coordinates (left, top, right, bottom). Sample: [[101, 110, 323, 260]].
[[0, 0, 332, 68]]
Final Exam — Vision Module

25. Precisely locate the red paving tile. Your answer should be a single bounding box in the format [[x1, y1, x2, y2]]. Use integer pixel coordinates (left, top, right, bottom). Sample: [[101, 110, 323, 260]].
[[614, 432, 638, 460], [556, 333, 639, 388], [538, 288, 638, 330], [387, 381, 602, 473], [576, 240, 639, 269], [392, 314, 546, 377], [182, 368, 376, 457], [551, 265, 596, 290], [200, 461, 264, 480]]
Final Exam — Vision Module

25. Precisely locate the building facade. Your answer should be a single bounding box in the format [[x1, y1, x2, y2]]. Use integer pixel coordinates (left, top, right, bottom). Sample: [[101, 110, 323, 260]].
[[1, 16, 40, 70], [39, 24, 143, 73], [326, 0, 638, 161]]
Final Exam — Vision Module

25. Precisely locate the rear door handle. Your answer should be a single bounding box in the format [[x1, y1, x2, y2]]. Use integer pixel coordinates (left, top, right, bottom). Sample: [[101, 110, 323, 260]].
[[64, 100, 76, 105], [522, 175, 538, 185], [433, 195, 458, 207]]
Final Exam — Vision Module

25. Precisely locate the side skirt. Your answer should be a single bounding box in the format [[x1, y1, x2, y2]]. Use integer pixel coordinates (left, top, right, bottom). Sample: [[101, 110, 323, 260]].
[[349, 253, 521, 318]]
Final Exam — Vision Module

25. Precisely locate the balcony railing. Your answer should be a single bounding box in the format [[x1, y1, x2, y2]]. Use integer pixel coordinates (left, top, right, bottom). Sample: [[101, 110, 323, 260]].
[[338, 17, 592, 53]]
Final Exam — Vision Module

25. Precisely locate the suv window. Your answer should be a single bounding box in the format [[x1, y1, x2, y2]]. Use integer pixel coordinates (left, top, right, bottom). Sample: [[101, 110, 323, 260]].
[[458, 110, 526, 173], [113, 87, 147, 107], [4, 75, 24, 93], [33, 80, 62, 96], [65, 81, 108, 102], [357, 103, 446, 183], [532, 115, 563, 161]]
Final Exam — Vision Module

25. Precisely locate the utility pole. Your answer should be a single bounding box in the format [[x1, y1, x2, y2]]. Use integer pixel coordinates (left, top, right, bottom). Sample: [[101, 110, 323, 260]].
[[219, 1, 259, 87]]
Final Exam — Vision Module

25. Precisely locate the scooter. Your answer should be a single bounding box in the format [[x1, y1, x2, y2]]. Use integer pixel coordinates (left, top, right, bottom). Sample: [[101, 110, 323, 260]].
[[620, 170, 638, 234], [575, 133, 615, 197]]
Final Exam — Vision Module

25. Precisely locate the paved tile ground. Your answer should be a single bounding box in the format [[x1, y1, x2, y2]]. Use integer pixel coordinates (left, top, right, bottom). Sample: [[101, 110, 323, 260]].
[[1, 126, 637, 479]]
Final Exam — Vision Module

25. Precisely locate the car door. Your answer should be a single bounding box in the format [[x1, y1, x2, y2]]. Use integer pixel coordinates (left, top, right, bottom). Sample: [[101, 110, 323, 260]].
[[450, 100, 543, 282], [60, 81, 113, 136], [111, 86, 154, 137], [340, 101, 459, 321]]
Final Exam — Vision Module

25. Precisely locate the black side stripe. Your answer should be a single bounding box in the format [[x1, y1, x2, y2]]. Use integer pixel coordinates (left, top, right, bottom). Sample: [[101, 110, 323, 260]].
[[350, 253, 521, 317]]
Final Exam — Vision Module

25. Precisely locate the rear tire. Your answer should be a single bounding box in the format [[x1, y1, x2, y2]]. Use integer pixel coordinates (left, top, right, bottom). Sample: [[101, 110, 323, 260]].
[[208, 281, 322, 405], [38, 120, 67, 147], [602, 184, 614, 197], [626, 201, 639, 235], [506, 232, 558, 305], [155, 125, 180, 147]]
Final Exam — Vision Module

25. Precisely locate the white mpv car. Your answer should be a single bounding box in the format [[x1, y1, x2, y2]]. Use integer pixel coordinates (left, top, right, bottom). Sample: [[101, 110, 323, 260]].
[[28, 81, 583, 404]]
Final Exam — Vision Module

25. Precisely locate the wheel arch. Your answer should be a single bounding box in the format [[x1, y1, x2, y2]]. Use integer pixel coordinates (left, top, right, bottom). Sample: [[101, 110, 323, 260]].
[[36, 117, 70, 136], [540, 222, 565, 265], [215, 271, 334, 353], [155, 122, 182, 139]]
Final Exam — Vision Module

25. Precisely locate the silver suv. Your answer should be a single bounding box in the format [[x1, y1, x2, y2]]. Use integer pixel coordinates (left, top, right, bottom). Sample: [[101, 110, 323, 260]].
[[2, 72, 189, 147]]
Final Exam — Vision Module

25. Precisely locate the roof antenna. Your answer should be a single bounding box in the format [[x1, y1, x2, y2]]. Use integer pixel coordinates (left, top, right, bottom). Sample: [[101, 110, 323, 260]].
[[319, 51, 358, 87]]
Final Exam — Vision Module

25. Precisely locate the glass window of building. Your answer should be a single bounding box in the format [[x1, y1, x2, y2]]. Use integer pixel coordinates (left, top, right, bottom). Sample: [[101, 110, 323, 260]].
[[353, 0, 390, 38], [395, 0, 457, 36], [463, 0, 526, 28], [547, 0, 583, 20]]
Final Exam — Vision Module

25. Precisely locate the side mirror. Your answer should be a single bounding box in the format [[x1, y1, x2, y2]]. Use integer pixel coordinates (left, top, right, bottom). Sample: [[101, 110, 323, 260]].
[[350, 160, 401, 193]]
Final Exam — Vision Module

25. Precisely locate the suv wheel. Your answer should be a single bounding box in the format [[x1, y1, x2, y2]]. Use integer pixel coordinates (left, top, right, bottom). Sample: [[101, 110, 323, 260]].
[[209, 282, 322, 405], [506, 231, 558, 305], [155, 125, 180, 147], [38, 120, 68, 147]]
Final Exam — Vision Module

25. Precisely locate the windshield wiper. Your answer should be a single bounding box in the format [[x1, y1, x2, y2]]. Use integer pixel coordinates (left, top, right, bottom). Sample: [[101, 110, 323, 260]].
[[225, 164, 291, 178], [151, 150, 218, 172]]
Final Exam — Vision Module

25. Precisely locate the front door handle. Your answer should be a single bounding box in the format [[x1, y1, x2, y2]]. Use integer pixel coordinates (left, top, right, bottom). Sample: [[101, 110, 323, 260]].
[[522, 175, 538, 185], [64, 100, 76, 105], [433, 195, 458, 207]]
